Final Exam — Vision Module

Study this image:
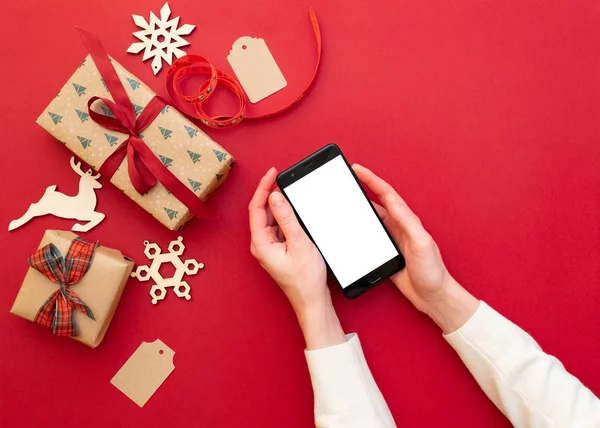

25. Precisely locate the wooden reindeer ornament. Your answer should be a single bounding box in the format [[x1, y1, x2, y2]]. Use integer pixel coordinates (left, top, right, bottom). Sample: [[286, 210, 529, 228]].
[[8, 157, 105, 233]]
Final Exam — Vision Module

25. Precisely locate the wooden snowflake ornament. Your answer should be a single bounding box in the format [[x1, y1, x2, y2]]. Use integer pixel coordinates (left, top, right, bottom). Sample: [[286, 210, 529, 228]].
[[126, 2, 195, 75], [131, 237, 204, 304]]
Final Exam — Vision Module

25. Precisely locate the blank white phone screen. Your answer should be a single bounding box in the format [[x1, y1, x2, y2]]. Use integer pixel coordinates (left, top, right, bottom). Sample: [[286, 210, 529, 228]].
[[284, 155, 399, 288]]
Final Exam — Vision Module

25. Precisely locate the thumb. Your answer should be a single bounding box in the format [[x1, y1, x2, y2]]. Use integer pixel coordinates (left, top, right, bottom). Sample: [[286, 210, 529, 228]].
[[269, 191, 305, 245]]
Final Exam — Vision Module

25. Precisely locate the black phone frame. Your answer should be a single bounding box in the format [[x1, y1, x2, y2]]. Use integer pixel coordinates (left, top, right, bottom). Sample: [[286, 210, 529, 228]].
[[276, 143, 406, 299]]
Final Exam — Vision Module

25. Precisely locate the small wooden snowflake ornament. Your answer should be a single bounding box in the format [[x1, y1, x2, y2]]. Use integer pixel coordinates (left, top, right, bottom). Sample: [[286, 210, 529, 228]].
[[131, 236, 204, 304], [126, 2, 196, 75]]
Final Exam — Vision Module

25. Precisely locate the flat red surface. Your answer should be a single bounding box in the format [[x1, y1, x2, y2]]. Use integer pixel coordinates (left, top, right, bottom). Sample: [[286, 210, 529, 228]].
[[1, 1, 599, 426]]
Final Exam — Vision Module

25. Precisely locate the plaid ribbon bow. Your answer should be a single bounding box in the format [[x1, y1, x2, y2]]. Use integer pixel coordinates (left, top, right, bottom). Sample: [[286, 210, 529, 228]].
[[29, 237, 97, 337]]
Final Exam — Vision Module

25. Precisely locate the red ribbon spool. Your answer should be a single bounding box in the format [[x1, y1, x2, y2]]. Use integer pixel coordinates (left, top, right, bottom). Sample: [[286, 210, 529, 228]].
[[165, 7, 322, 129]]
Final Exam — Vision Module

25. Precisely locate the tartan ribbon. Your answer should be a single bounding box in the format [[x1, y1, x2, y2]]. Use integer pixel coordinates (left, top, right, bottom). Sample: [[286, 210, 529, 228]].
[[165, 7, 322, 128], [30, 237, 97, 337], [75, 27, 208, 218]]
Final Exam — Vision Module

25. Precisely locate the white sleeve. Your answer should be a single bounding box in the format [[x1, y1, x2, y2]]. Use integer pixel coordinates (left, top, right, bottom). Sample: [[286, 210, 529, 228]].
[[444, 302, 600, 428], [305, 333, 396, 428]]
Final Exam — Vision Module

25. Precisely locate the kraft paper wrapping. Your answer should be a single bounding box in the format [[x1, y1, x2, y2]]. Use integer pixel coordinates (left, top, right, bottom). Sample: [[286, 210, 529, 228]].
[[36, 55, 234, 230], [10, 230, 134, 348]]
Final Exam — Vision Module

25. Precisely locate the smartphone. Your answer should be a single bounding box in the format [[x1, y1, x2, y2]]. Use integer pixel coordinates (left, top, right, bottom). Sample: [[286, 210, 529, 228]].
[[277, 144, 405, 298]]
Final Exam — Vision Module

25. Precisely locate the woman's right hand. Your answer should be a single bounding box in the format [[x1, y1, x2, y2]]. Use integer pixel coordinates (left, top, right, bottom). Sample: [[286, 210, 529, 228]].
[[352, 164, 479, 333]]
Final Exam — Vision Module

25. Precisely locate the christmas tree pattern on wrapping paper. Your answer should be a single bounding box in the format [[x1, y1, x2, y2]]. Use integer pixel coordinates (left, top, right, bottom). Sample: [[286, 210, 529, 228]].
[[72, 83, 87, 96], [159, 155, 173, 168], [100, 78, 108, 91], [188, 179, 202, 192], [75, 109, 89, 123], [41, 53, 234, 227], [138, 133, 144, 139], [127, 77, 140, 90], [184, 125, 199, 138], [132, 104, 143, 116], [104, 133, 119, 147], [159, 126, 172, 140], [79, 59, 86, 68], [164, 208, 178, 220], [187, 150, 201, 164], [77, 136, 92, 149], [213, 149, 227, 162], [101, 106, 115, 118], [48, 112, 63, 125]]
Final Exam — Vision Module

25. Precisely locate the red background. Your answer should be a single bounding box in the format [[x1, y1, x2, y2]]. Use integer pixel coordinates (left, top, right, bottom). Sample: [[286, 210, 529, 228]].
[[1, 0, 599, 427]]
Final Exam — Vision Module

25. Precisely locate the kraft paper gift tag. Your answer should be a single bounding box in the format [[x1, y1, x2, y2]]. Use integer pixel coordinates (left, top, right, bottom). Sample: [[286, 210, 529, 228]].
[[228, 37, 287, 103], [111, 339, 175, 407]]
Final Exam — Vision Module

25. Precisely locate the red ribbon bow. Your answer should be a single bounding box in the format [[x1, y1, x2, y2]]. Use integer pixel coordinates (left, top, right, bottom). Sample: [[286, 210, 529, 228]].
[[30, 237, 97, 337], [76, 28, 207, 217]]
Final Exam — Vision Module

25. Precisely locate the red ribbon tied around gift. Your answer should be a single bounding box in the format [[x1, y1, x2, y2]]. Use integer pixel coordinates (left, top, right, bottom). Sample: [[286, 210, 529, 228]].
[[30, 237, 97, 337], [75, 28, 207, 218], [165, 8, 322, 128]]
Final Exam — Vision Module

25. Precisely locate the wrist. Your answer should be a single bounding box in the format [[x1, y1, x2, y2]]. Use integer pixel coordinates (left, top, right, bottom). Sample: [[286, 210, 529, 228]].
[[422, 277, 480, 334], [295, 293, 347, 350]]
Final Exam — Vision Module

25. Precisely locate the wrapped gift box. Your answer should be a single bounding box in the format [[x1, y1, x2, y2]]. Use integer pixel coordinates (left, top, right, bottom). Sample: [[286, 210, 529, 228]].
[[36, 55, 234, 230], [10, 230, 134, 348]]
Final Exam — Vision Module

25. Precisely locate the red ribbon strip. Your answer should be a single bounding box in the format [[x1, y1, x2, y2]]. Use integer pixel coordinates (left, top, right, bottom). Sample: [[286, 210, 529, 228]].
[[75, 28, 208, 217], [165, 7, 322, 128], [30, 237, 97, 337]]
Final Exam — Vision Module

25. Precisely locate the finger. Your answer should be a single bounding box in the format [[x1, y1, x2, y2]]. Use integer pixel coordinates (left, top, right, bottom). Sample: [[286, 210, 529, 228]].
[[353, 164, 423, 237], [373, 201, 409, 253], [249, 167, 277, 242], [269, 191, 306, 246], [266, 205, 275, 227], [353, 164, 412, 208], [273, 225, 285, 242], [371, 201, 389, 222]]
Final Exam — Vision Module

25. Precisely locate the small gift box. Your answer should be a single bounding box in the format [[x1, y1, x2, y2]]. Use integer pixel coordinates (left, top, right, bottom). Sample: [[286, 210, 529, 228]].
[[10, 230, 134, 348], [36, 30, 234, 230]]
